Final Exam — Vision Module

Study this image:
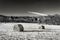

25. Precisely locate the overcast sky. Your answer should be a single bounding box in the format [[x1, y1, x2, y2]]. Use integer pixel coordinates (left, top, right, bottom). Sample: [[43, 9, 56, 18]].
[[0, 0, 60, 16]]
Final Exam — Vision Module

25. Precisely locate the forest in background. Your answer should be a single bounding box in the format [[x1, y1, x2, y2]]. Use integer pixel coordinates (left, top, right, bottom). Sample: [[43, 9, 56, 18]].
[[0, 14, 60, 25]]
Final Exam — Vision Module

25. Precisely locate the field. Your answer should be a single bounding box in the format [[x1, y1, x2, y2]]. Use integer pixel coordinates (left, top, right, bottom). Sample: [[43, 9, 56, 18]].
[[0, 31, 60, 40], [0, 23, 60, 40], [1, 23, 60, 32]]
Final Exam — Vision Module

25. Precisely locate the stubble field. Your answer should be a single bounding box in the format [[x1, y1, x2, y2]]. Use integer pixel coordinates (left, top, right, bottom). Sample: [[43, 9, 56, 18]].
[[0, 31, 60, 40]]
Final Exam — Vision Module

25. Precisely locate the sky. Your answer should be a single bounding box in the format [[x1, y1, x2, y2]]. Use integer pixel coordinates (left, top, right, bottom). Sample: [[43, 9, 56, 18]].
[[0, 0, 60, 16]]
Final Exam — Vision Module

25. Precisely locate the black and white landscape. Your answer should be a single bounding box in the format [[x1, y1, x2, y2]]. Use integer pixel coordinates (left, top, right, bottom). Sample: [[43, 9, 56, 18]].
[[0, 0, 60, 40]]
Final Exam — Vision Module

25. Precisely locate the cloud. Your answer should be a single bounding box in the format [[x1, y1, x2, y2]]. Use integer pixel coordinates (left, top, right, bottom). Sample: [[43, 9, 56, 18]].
[[28, 11, 48, 16]]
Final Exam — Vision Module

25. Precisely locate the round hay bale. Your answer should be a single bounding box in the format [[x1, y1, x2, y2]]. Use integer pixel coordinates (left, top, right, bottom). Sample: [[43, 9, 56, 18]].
[[41, 25, 45, 29], [13, 24, 24, 32]]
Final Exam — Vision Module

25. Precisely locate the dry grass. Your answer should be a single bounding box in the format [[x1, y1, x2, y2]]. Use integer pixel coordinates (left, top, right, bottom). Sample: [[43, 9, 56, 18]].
[[0, 31, 60, 40]]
